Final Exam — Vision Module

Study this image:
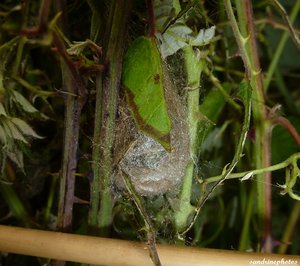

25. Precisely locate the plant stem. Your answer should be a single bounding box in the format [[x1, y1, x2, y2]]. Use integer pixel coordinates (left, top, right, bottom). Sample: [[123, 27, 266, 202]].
[[264, 0, 300, 91], [225, 0, 271, 252], [86, 0, 104, 42], [278, 202, 300, 254], [146, 0, 156, 37], [51, 0, 86, 232], [203, 152, 300, 184], [174, 46, 204, 232], [265, 38, 296, 112], [270, 0, 300, 50], [44, 173, 58, 225], [204, 68, 241, 111], [57, 60, 85, 230], [122, 173, 161, 266], [239, 184, 255, 251], [224, 0, 251, 78], [89, 0, 131, 235], [0, 183, 30, 226], [180, 79, 252, 236]]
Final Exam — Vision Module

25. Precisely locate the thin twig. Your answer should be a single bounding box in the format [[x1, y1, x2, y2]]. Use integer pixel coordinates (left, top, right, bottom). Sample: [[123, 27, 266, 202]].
[[122, 172, 161, 266], [270, 0, 300, 50], [203, 153, 300, 185]]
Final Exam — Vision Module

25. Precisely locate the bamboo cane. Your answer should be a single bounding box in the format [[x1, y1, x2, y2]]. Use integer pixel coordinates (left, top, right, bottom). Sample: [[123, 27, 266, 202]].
[[0, 225, 299, 266]]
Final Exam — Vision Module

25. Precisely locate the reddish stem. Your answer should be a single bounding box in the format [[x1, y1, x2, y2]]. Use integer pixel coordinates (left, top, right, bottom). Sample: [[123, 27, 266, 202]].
[[146, 0, 156, 37], [272, 117, 300, 147]]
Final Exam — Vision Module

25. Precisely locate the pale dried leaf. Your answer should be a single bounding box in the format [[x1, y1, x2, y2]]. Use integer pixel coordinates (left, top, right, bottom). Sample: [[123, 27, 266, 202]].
[[0, 123, 8, 144], [190, 26, 216, 46], [7, 148, 24, 171], [0, 102, 7, 116], [3, 118, 28, 143], [10, 117, 43, 139], [240, 172, 253, 182], [11, 90, 39, 114]]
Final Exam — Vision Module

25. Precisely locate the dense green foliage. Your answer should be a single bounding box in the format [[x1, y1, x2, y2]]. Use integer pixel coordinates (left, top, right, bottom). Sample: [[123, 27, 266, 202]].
[[0, 0, 299, 265]]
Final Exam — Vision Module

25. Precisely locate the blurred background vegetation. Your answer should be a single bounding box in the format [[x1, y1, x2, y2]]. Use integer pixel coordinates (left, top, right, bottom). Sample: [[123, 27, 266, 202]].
[[0, 0, 299, 265]]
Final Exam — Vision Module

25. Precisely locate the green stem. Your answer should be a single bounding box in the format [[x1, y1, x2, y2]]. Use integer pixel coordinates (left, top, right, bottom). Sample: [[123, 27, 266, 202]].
[[224, 0, 252, 78], [174, 162, 195, 232], [204, 68, 241, 111], [122, 173, 161, 266], [174, 45, 204, 232], [86, 0, 104, 42], [180, 80, 252, 236], [0, 183, 30, 226], [265, 33, 296, 113], [274, 68, 296, 113], [203, 152, 300, 184], [12, 37, 27, 77], [12, 76, 54, 97], [44, 173, 58, 225], [239, 184, 255, 251], [278, 202, 300, 254], [88, 72, 103, 229], [89, 0, 131, 235], [225, 0, 271, 252], [264, 0, 300, 91]]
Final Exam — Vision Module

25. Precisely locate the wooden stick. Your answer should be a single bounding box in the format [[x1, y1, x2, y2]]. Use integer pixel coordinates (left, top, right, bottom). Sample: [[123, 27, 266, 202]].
[[0, 225, 299, 266]]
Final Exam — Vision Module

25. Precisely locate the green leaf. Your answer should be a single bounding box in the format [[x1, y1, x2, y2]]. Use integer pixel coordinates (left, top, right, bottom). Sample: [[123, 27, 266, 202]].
[[11, 90, 39, 114], [0, 102, 7, 116], [0, 182, 29, 222], [238, 79, 252, 106], [2, 118, 28, 143], [200, 84, 231, 124], [0, 70, 5, 96], [236, 79, 252, 157], [0, 123, 8, 144], [6, 148, 24, 172], [10, 117, 43, 139], [272, 116, 300, 164], [122, 36, 172, 151]]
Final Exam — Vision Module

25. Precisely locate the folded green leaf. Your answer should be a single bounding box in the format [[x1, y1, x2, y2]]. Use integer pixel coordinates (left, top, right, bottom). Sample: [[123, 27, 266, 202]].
[[122, 36, 172, 151]]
